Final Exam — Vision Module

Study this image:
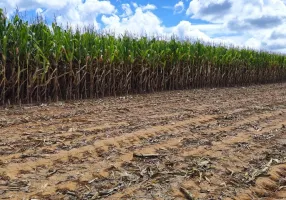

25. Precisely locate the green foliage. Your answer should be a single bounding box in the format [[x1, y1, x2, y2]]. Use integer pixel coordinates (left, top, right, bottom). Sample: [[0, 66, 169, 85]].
[[0, 13, 286, 104]]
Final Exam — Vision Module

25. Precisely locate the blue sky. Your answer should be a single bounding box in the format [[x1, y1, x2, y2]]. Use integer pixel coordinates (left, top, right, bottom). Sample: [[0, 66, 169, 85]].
[[1, 0, 286, 52]]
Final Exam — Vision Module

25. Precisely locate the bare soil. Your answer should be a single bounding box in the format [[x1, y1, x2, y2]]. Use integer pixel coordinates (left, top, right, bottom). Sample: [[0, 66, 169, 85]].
[[0, 83, 286, 200]]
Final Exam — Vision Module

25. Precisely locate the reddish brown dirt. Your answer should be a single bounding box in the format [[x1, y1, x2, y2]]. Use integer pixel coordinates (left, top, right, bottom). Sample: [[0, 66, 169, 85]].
[[0, 83, 286, 200]]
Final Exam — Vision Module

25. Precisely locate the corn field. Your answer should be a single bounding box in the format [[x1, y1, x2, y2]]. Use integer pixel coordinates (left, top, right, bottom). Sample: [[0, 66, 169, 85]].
[[1, 10, 286, 105]]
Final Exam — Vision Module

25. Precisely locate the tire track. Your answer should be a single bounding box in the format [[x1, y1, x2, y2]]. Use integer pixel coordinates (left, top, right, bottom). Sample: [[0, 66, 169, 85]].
[[3, 107, 285, 199], [1, 83, 286, 199]]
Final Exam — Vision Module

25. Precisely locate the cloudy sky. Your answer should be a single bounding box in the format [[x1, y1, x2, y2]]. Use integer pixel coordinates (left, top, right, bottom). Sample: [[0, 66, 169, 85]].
[[1, 0, 286, 52]]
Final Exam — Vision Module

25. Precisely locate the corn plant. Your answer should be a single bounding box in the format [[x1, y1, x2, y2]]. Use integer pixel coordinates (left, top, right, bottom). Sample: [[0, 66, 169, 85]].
[[0, 11, 286, 105]]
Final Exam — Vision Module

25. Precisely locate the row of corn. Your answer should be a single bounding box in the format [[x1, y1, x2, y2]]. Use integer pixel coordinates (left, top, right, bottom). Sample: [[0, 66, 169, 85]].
[[1, 10, 286, 104]]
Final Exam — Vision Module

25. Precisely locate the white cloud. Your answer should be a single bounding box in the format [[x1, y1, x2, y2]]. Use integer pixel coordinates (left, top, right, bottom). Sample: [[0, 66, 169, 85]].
[[1, 0, 115, 30], [245, 38, 261, 50], [102, 5, 163, 36], [101, 6, 210, 42], [132, 2, 138, 8], [186, 0, 286, 25], [35, 8, 43, 15], [168, 21, 210, 41], [78, 0, 115, 15], [174, 1, 184, 14], [141, 4, 157, 11], [35, 7, 45, 20], [186, 0, 286, 52], [2, 0, 78, 15], [121, 4, 133, 17], [186, 0, 232, 23]]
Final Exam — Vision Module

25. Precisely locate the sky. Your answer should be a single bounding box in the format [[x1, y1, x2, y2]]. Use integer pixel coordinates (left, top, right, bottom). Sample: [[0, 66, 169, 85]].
[[1, 0, 286, 53]]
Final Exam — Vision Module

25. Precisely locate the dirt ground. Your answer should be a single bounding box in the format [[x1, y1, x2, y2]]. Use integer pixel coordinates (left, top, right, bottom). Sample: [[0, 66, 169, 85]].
[[0, 83, 286, 200]]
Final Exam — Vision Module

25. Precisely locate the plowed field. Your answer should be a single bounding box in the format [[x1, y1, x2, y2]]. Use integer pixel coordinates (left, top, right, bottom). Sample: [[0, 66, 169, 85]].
[[0, 83, 286, 200]]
